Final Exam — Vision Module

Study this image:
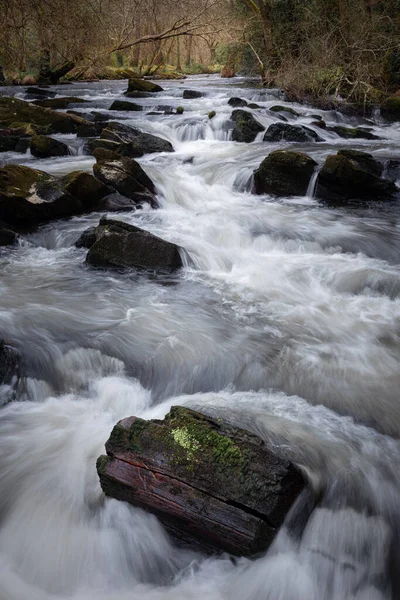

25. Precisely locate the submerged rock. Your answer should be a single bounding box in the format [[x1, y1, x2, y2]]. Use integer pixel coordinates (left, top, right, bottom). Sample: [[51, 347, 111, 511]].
[[231, 109, 264, 143], [86, 218, 183, 272], [29, 135, 70, 158], [33, 97, 88, 109], [109, 100, 142, 112], [100, 122, 173, 154], [87, 138, 144, 160], [0, 97, 90, 134], [97, 406, 305, 555], [183, 90, 203, 99], [25, 87, 56, 99], [263, 123, 322, 143], [0, 223, 18, 245], [0, 340, 20, 403], [316, 149, 396, 203], [126, 78, 163, 93], [254, 150, 317, 196], [93, 156, 157, 207]]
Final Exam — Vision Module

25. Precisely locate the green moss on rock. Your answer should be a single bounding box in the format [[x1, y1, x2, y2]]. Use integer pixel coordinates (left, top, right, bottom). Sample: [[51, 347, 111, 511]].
[[127, 78, 163, 93], [254, 150, 317, 196]]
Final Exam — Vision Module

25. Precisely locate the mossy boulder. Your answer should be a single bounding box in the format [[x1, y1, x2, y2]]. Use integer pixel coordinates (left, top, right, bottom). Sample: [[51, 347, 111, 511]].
[[97, 406, 305, 555], [100, 121, 173, 154], [33, 97, 88, 109], [254, 150, 317, 196], [228, 97, 248, 107], [208, 110, 216, 119], [327, 125, 380, 140], [61, 171, 110, 210], [183, 90, 203, 99], [93, 156, 157, 207], [269, 105, 300, 117], [0, 164, 83, 227], [86, 217, 183, 272], [126, 78, 163, 93], [263, 123, 322, 143], [87, 137, 144, 159], [29, 135, 70, 158], [109, 100, 142, 111], [316, 150, 396, 204], [231, 109, 264, 143], [381, 96, 400, 122], [0, 97, 90, 134]]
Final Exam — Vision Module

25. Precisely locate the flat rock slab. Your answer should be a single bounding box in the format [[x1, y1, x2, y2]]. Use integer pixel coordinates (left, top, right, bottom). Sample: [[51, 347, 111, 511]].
[[97, 406, 305, 555]]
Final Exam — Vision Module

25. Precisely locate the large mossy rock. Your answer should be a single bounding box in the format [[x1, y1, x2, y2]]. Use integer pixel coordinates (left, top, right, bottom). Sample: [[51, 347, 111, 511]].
[[254, 150, 317, 196], [231, 110, 264, 143], [316, 149, 397, 203], [93, 156, 157, 207], [0, 97, 90, 134], [269, 105, 300, 117], [126, 78, 163, 93], [0, 165, 83, 227], [87, 138, 144, 159], [33, 97, 88, 109], [100, 121, 173, 154], [381, 96, 400, 122], [29, 135, 70, 158], [97, 406, 305, 555], [263, 123, 322, 143], [109, 100, 142, 112], [85, 218, 183, 272], [327, 125, 380, 140]]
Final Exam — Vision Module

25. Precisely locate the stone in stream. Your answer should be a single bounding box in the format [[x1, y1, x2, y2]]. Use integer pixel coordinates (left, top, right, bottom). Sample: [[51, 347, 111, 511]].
[[269, 105, 300, 117], [0, 128, 30, 153], [85, 218, 183, 272], [61, 171, 110, 210], [327, 125, 380, 140], [126, 78, 164, 94], [183, 90, 203, 99], [0, 223, 18, 245], [0, 339, 20, 388], [228, 97, 248, 107], [263, 123, 323, 143], [380, 96, 400, 122], [109, 100, 142, 112], [96, 406, 306, 556], [254, 150, 317, 196], [100, 121, 173, 154], [25, 87, 57, 99], [33, 97, 88, 109], [93, 156, 157, 207], [0, 96, 91, 135], [86, 137, 144, 159], [29, 135, 70, 158], [231, 109, 264, 143], [316, 149, 397, 204]]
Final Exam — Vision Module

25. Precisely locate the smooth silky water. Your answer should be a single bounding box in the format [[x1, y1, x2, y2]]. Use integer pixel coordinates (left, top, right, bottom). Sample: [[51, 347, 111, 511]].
[[0, 75, 400, 600]]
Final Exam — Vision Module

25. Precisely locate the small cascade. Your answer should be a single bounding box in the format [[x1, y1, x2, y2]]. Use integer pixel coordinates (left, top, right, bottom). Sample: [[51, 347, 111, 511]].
[[306, 165, 321, 198]]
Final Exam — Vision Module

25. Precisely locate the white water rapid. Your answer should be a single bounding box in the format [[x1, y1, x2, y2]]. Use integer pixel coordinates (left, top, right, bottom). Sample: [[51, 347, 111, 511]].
[[0, 75, 400, 600]]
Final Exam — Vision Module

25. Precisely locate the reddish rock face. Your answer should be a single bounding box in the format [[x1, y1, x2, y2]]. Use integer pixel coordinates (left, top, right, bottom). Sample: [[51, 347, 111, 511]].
[[97, 406, 306, 556]]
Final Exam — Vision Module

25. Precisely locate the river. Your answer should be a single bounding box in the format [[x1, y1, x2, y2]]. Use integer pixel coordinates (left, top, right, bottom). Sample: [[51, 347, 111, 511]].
[[0, 74, 400, 600]]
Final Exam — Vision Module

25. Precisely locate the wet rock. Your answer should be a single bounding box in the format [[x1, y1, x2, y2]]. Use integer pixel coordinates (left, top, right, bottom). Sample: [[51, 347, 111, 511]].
[[97, 406, 305, 555], [248, 103, 261, 109], [183, 90, 203, 99], [0, 97, 90, 134], [269, 105, 300, 117], [313, 120, 327, 129], [316, 150, 396, 203], [385, 159, 400, 182], [176, 106, 184, 115], [381, 96, 400, 122], [100, 121, 173, 154], [231, 110, 264, 143], [87, 138, 144, 159], [76, 122, 105, 138], [93, 156, 157, 207], [0, 164, 83, 227], [86, 218, 182, 271], [125, 91, 152, 99], [25, 87, 56, 99], [61, 171, 110, 211], [208, 111, 216, 119], [263, 123, 322, 143], [126, 78, 163, 93], [0, 129, 30, 153], [228, 97, 248, 107], [0, 223, 18, 245], [109, 100, 142, 112], [29, 135, 70, 158], [33, 97, 88, 109], [0, 340, 20, 387], [327, 125, 380, 140], [75, 227, 97, 248], [254, 150, 317, 196]]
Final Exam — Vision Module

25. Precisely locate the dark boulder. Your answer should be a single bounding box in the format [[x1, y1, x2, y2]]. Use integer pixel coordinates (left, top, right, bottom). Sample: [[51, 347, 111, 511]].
[[248, 103, 261, 109], [183, 90, 203, 99], [25, 87, 56, 99], [33, 97, 88, 109], [0, 165, 83, 227], [269, 105, 300, 117], [0, 340, 20, 404], [0, 129, 30, 153], [86, 218, 183, 272], [29, 135, 70, 158], [327, 125, 380, 140], [76, 122, 105, 138], [93, 156, 157, 207], [0, 97, 91, 135], [231, 110, 264, 143], [100, 121, 173, 154], [126, 78, 163, 93], [254, 150, 317, 196], [381, 96, 400, 122], [263, 123, 323, 143], [228, 97, 248, 107], [316, 150, 396, 204], [0, 223, 17, 245], [97, 406, 305, 555], [87, 137, 144, 159], [75, 227, 97, 248], [109, 100, 142, 112], [61, 171, 110, 210]]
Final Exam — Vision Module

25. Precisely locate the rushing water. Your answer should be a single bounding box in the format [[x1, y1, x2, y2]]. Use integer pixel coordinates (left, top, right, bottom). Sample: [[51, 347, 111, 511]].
[[0, 74, 400, 600]]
